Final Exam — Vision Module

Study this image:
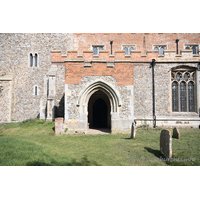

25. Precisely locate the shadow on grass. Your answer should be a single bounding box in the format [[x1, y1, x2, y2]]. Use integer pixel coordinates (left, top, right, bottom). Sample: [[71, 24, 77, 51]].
[[26, 155, 99, 166], [144, 147, 163, 159]]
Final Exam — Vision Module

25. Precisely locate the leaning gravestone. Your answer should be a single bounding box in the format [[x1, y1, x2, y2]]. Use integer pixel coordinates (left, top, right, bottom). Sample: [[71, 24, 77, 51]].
[[172, 127, 180, 139], [160, 129, 172, 158], [130, 121, 136, 139]]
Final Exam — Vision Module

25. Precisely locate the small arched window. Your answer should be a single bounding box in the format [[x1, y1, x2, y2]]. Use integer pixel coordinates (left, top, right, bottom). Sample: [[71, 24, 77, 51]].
[[30, 53, 33, 67], [123, 47, 128, 55], [159, 47, 164, 55], [35, 53, 38, 67]]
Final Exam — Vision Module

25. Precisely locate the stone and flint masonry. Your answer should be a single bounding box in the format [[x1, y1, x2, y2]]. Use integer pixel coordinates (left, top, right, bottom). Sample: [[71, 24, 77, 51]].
[[0, 33, 200, 133]]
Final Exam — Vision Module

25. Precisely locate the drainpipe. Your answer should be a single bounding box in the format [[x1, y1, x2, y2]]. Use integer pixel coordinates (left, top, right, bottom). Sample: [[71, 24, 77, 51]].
[[176, 39, 179, 54], [110, 40, 113, 55], [150, 59, 156, 128]]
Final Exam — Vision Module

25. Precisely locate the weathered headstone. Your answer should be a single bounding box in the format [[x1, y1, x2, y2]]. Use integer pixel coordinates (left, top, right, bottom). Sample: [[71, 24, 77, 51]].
[[130, 121, 136, 139], [160, 129, 172, 158], [55, 118, 64, 135], [172, 127, 180, 139]]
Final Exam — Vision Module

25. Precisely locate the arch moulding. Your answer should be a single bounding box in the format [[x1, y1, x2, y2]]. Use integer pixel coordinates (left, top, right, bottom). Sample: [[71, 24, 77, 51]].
[[77, 80, 121, 113]]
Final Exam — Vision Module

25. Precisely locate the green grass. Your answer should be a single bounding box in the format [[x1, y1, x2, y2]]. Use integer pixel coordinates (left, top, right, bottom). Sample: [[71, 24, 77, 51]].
[[0, 119, 199, 166]]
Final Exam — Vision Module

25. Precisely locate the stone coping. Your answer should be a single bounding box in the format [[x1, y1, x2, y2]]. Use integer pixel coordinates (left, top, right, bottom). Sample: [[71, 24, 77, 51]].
[[91, 59, 107, 63], [0, 74, 13, 81], [67, 50, 77, 53], [181, 49, 193, 52], [51, 50, 61, 53], [99, 50, 109, 53], [131, 50, 141, 53], [146, 50, 158, 53], [115, 50, 125, 53], [64, 59, 84, 62], [164, 50, 176, 53], [83, 50, 93, 53]]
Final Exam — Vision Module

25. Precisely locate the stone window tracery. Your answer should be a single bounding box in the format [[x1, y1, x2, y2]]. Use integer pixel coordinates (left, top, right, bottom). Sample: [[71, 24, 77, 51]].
[[122, 45, 136, 55], [171, 68, 196, 112], [185, 44, 199, 54], [153, 45, 167, 55]]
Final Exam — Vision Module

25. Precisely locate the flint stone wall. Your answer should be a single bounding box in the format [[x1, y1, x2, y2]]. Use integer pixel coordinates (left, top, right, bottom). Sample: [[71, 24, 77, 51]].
[[67, 76, 133, 120], [134, 63, 199, 119], [0, 81, 11, 121], [0, 33, 73, 121]]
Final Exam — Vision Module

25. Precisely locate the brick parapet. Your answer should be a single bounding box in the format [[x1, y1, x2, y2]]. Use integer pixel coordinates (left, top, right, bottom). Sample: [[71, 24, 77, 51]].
[[51, 49, 200, 64]]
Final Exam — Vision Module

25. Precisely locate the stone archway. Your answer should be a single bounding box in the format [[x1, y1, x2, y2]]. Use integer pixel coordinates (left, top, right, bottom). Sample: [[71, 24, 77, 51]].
[[77, 80, 121, 132], [88, 90, 111, 129]]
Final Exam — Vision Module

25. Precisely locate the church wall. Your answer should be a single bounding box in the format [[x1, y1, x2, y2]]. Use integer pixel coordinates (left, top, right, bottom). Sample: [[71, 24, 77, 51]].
[[0, 33, 73, 121]]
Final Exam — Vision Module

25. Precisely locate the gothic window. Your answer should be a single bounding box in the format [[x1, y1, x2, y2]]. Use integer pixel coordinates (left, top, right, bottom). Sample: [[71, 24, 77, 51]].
[[30, 53, 33, 67], [185, 44, 199, 54], [92, 45, 104, 55], [171, 68, 196, 112], [122, 45, 136, 55], [30, 53, 38, 67], [153, 45, 167, 55]]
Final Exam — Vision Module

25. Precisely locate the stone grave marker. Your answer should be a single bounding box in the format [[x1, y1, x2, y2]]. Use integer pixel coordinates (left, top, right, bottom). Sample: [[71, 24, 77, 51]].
[[160, 129, 172, 158], [130, 121, 136, 139], [172, 127, 180, 139], [55, 118, 64, 135]]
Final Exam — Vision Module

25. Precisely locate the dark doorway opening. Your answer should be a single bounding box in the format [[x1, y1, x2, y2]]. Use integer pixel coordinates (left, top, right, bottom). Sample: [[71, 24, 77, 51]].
[[93, 98, 107, 128], [88, 90, 111, 130]]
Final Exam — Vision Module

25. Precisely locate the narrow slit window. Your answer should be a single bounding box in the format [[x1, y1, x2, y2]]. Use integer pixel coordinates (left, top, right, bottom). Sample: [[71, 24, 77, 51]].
[[35, 53, 37, 67], [35, 86, 37, 96], [188, 81, 194, 112], [30, 53, 33, 67], [172, 81, 178, 112]]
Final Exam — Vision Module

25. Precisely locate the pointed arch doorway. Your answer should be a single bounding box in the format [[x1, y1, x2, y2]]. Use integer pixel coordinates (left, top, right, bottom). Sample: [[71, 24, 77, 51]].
[[88, 90, 111, 131]]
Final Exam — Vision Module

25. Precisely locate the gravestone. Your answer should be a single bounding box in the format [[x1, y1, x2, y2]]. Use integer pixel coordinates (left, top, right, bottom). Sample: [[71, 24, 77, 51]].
[[160, 129, 172, 158], [55, 118, 64, 135], [130, 121, 136, 139], [172, 127, 180, 139]]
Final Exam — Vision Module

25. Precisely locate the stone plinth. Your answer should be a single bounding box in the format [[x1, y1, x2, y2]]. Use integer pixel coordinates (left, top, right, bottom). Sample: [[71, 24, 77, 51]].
[[160, 129, 172, 158], [55, 118, 64, 135], [172, 127, 180, 139]]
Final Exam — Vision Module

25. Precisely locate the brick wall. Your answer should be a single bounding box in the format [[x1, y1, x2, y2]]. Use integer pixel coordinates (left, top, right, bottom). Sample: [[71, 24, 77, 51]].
[[73, 33, 200, 55]]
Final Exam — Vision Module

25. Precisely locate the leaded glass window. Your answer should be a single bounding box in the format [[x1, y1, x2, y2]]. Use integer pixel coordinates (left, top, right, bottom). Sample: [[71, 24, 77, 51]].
[[172, 81, 178, 112], [180, 82, 186, 112], [171, 68, 196, 112], [188, 81, 194, 112]]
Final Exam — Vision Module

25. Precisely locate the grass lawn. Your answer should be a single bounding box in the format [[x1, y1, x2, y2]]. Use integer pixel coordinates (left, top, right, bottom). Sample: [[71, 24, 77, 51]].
[[0, 119, 199, 166]]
